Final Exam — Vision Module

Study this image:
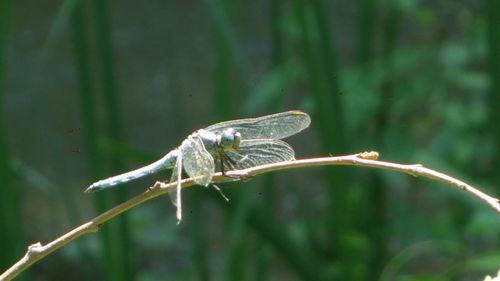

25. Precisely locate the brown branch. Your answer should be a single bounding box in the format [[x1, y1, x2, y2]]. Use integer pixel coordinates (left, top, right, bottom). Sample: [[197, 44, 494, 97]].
[[1, 152, 498, 281]]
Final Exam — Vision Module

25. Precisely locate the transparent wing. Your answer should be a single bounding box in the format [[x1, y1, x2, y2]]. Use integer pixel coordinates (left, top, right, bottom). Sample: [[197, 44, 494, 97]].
[[220, 139, 295, 171], [169, 150, 183, 222], [181, 135, 215, 186], [204, 110, 311, 140]]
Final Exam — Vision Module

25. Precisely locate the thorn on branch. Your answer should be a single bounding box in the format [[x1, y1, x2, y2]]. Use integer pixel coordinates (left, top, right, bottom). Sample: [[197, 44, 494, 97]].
[[406, 164, 423, 176], [149, 181, 167, 192], [27, 242, 43, 256]]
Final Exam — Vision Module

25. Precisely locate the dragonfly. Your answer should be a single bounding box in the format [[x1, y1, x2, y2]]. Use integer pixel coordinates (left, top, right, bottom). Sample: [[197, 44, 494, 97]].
[[85, 110, 311, 222]]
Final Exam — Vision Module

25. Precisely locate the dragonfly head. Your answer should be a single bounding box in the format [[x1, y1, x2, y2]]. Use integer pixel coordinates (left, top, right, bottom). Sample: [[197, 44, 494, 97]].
[[220, 128, 241, 151]]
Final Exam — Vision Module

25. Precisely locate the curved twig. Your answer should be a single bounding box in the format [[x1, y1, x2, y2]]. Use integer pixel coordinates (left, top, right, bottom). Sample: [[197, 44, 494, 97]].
[[1, 152, 498, 281]]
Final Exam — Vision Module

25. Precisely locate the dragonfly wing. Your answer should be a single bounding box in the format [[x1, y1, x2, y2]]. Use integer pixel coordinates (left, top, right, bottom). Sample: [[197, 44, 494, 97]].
[[181, 135, 215, 186], [220, 139, 295, 170], [169, 150, 183, 222], [204, 110, 311, 140]]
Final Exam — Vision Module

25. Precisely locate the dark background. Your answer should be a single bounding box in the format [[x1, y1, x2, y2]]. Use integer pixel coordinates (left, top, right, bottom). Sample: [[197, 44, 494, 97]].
[[0, 0, 499, 280]]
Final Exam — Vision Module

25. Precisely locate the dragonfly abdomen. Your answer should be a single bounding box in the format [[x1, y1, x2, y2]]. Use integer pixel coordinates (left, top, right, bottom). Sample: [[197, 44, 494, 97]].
[[85, 150, 178, 192]]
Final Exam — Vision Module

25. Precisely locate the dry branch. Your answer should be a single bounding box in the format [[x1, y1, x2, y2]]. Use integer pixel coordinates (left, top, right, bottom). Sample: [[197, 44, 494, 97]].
[[1, 152, 498, 281]]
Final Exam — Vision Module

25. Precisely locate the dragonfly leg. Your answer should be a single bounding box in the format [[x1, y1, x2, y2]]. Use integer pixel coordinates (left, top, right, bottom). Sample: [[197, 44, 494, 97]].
[[217, 149, 236, 175], [219, 157, 226, 175], [222, 152, 236, 174], [211, 183, 230, 202]]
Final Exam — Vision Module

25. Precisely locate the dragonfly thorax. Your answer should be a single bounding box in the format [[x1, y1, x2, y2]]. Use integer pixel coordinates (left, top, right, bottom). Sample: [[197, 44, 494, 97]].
[[219, 128, 241, 151]]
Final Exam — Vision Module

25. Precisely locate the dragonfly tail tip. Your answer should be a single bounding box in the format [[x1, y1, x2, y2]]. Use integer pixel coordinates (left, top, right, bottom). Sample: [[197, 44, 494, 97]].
[[84, 185, 98, 193]]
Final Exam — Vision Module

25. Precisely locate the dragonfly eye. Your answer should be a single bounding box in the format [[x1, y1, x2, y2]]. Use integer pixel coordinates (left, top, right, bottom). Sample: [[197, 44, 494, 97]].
[[220, 128, 241, 151]]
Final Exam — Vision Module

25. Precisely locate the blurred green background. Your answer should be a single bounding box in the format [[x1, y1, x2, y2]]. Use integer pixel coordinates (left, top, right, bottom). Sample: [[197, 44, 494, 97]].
[[0, 0, 499, 280]]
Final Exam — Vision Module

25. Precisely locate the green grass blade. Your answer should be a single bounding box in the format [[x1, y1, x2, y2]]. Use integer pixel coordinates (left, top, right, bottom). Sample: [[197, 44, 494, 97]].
[[357, 0, 377, 64], [92, 0, 135, 279], [0, 0, 25, 274], [363, 4, 401, 276], [486, 0, 500, 165], [207, 0, 234, 120], [71, 3, 121, 281]]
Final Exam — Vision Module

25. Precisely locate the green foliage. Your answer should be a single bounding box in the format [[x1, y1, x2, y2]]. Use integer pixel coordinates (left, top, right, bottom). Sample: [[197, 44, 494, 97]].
[[0, 0, 499, 280]]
